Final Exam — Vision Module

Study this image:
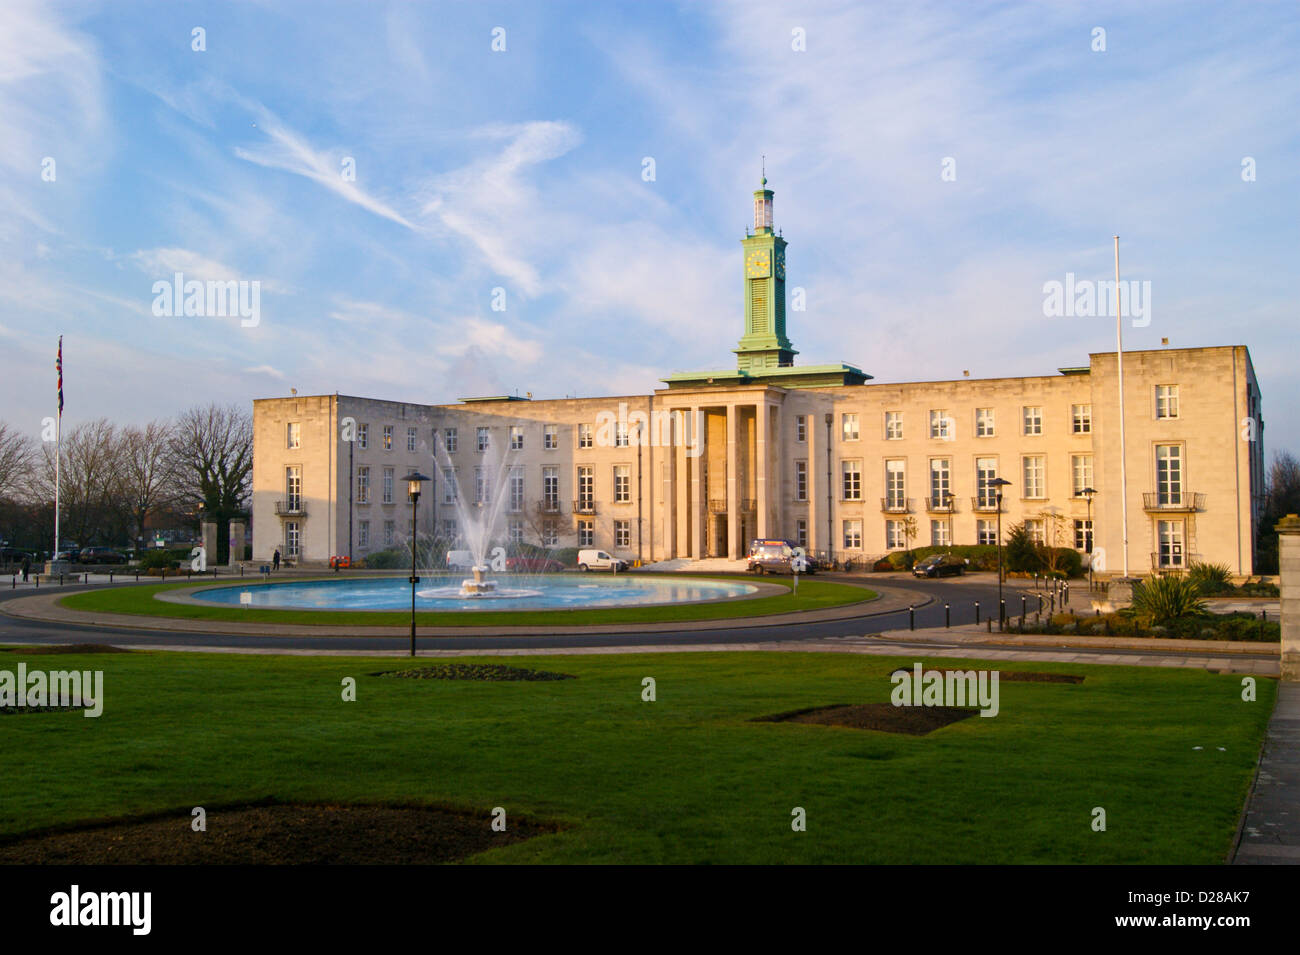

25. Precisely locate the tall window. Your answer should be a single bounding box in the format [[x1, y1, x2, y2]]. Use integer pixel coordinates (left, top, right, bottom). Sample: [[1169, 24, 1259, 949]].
[[885, 412, 903, 440], [1022, 455, 1045, 499], [976, 457, 998, 508], [541, 521, 558, 547], [510, 426, 524, 450], [578, 519, 594, 547], [1022, 406, 1042, 436], [841, 460, 862, 501], [1025, 519, 1045, 544], [577, 466, 594, 508], [383, 520, 395, 548], [442, 519, 458, 541], [407, 427, 417, 453], [508, 467, 524, 512], [929, 410, 951, 440], [930, 519, 951, 547], [444, 428, 457, 453], [285, 521, 300, 558], [578, 423, 593, 449], [614, 465, 630, 503], [508, 519, 524, 544], [977, 519, 997, 546], [843, 519, 863, 550], [476, 427, 490, 452], [285, 466, 302, 509], [842, 413, 859, 441], [475, 467, 491, 504], [614, 520, 630, 547], [1074, 519, 1093, 552], [1156, 444, 1182, 505], [1071, 455, 1094, 496], [929, 458, 950, 509], [358, 423, 369, 450], [442, 467, 457, 503], [1156, 385, 1180, 419], [1072, 404, 1092, 434], [885, 460, 906, 509], [356, 467, 370, 504], [382, 467, 394, 503], [615, 422, 629, 448], [975, 408, 995, 437], [287, 422, 301, 449], [886, 520, 905, 549], [1157, 519, 1185, 567], [543, 425, 558, 450], [794, 460, 808, 501], [795, 519, 808, 548], [358, 520, 369, 549], [795, 415, 807, 442], [543, 466, 559, 510], [382, 425, 393, 451]]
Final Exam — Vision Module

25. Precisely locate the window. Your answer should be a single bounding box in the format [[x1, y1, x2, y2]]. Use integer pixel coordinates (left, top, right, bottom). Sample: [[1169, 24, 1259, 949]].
[[1156, 385, 1180, 419], [1072, 404, 1092, 434], [442, 467, 457, 503], [1025, 519, 1045, 545], [975, 408, 995, 437], [929, 458, 950, 509], [285, 466, 302, 510], [615, 422, 629, 448], [841, 460, 862, 501], [795, 415, 807, 442], [842, 413, 859, 441], [382, 425, 393, 451], [578, 520, 594, 547], [1156, 444, 1182, 505], [284, 521, 300, 559], [1022, 406, 1042, 436], [976, 457, 999, 509], [1074, 519, 1093, 552], [578, 423, 593, 449], [614, 520, 630, 548], [476, 427, 490, 452], [577, 466, 594, 509], [794, 461, 808, 501], [407, 427, 417, 453], [544, 425, 558, 450], [1157, 519, 1185, 567], [885, 412, 903, 440], [1022, 455, 1045, 499], [358, 520, 369, 549], [356, 467, 370, 504], [508, 467, 524, 512], [383, 521, 395, 548], [287, 422, 301, 449], [444, 429, 457, 453], [977, 519, 997, 546], [843, 519, 863, 550], [929, 410, 951, 440], [382, 467, 394, 503], [475, 466, 491, 505], [358, 423, 369, 450], [508, 519, 524, 544], [930, 519, 951, 547], [1071, 455, 1094, 497], [614, 465, 630, 503], [542, 466, 559, 510], [885, 460, 906, 509], [510, 426, 524, 450], [886, 520, 906, 549], [795, 519, 808, 548], [541, 521, 558, 547], [442, 519, 457, 541]]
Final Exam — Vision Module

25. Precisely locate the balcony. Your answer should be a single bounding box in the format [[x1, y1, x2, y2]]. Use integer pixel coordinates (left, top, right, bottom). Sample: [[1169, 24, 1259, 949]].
[[1142, 492, 1205, 513], [572, 499, 597, 516], [970, 496, 1003, 513], [536, 498, 564, 515], [1150, 551, 1202, 571], [275, 500, 307, 517], [880, 497, 913, 514], [925, 496, 958, 514]]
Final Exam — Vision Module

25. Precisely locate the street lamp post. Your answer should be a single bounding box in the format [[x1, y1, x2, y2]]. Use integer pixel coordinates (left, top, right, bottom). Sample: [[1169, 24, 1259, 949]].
[[943, 491, 954, 552], [403, 471, 430, 657], [991, 477, 1012, 625], [1081, 486, 1097, 592]]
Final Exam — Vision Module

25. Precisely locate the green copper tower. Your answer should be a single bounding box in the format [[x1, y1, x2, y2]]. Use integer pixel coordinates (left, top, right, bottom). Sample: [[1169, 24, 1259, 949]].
[[734, 175, 797, 372]]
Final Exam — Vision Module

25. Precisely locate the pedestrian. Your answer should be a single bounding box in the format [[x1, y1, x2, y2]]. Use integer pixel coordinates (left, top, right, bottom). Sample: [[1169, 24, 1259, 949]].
[[21, 555, 30, 583], [272, 548, 281, 571]]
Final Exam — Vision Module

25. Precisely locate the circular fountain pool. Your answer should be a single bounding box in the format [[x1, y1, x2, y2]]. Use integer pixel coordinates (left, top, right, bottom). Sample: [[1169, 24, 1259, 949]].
[[192, 575, 759, 612]]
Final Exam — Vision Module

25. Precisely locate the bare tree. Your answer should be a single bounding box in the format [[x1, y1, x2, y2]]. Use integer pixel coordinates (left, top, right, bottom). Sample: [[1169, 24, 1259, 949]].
[[34, 419, 123, 546], [0, 421, 35, 501], [167, 404, 252, 562], [119, 420, 175, 545]]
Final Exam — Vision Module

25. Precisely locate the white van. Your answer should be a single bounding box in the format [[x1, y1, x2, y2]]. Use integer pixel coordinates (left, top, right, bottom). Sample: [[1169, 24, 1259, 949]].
[[577, 549, 628, 573], [446, 550, 476, 571]]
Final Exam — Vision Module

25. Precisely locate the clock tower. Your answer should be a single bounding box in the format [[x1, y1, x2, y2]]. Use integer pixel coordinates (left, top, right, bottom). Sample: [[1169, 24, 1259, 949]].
[[734, 176, 797, 372]]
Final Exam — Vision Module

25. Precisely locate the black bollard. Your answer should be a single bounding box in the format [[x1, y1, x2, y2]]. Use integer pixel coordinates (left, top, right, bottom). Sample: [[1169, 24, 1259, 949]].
[[909, 605, 915, 631], [974, 600, 980, 624], [945, 603, 950, 628]]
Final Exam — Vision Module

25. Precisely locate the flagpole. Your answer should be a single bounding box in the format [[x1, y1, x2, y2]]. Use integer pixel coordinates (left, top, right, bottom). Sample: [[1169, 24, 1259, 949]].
[[54, 336, 62, 564], [1114, 237, 1129, 578]]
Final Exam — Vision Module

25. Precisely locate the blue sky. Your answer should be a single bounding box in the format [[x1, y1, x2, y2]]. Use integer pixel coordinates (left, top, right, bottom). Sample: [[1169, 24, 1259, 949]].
[[3, 0, 1298, 453]]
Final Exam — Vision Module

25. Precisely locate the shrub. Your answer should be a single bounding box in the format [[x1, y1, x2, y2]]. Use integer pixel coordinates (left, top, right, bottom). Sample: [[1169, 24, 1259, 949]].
[[1004, 523, 1039, 573], [136, 548, 188, 571], [361, 548, 408, 570], [1188, 561, 1234, 596], [1131, 574, 1208, 626]]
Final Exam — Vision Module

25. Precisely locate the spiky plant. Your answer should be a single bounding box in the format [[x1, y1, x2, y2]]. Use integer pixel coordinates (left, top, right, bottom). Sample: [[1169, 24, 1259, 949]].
[[1131, 574, 1209, 626], [1187, 561, 1233, 595]]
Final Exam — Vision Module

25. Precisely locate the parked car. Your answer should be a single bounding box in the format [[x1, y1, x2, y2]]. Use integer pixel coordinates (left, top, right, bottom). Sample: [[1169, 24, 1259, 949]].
[[52, 549, 80, 563], [79, 547, 126, 565], [912, 553, 967, 578], [747, 539, 813, 575], [577, 549, 628, 572], [446, 550, 477, 571], [505, 556, 565, 573]]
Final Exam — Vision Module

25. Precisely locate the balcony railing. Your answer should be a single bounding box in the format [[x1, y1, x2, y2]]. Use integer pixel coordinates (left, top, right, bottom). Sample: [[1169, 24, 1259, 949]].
[[573, 499, 597, 515], [537, 498, 563, 514], [1142, 492, 1205, 512], [880, 497, 912, 514], [741, 499, 756, 512], [708, 499, 727, 513], [925, 496, 958, 513], [970, 496, 1003, 513], [1150, 551, 1202, 571], [274, 500, 307, 517]]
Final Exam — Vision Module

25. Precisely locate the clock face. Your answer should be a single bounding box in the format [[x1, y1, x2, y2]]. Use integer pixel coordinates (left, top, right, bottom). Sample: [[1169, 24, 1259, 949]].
[[746, 249, 771, 278], [775, 250, 786, 279]]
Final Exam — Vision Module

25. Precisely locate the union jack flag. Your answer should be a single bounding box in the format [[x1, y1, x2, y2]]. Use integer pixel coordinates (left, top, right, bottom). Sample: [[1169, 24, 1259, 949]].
[[56, 336, 63, 415]]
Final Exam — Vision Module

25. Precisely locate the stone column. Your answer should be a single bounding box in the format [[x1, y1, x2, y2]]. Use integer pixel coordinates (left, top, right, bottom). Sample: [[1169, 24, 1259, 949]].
[[726, 405, 740, 559], [200, 521, 218, 564], [689, 410, 703, 560], [228, 520, 247, 566], [1278, 514, 1300, 681], [807, 409, 821, 555], [757, 400, 770, 539]]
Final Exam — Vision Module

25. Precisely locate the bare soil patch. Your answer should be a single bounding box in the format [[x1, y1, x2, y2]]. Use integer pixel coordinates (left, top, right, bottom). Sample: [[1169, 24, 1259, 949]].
[[753, 703, 977, 735], [372, 663, 574, 681], [0, 802, 560, 865]]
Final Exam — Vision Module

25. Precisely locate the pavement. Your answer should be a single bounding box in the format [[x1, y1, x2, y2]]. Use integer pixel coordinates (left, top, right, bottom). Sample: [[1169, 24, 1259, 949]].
[[1234, 682, 1300, 864]]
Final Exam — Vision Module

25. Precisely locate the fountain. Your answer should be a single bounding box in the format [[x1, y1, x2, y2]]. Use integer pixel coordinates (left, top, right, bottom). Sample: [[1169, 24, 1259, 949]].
[[460, 565, 497, 597]]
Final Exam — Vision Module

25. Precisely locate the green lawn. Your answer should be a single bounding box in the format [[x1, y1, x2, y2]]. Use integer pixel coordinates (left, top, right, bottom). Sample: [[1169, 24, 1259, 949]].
[[57, 575, 874, 628], [0, 648, 1274, 863]]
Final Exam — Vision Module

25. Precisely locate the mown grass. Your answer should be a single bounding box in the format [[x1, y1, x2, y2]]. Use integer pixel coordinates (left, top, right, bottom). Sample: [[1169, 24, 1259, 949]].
[[0, 648, 1274, 864], [57, 575, 874, 628]]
